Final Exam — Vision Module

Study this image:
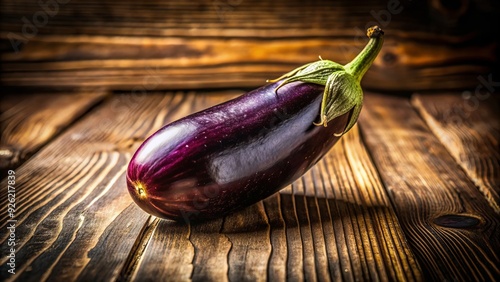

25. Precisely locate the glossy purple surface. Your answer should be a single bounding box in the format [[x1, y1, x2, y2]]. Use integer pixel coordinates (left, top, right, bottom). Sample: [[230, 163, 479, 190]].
[[126, 81, 350, 221]]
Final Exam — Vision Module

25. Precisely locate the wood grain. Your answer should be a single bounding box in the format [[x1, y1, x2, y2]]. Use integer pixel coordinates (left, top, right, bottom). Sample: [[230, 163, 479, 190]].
[[2, 89, 497, 281], [359, 93, 500, 281], [1, 0, 498, 91], [411, 93, 500, 213], [189, 218, 231, 282], [132, 220, 195, 281], [0, 91, 207, 281], [2, 0, 494, 38], [0, 90, 106, 171], [223, 204, 271, 282], [303, 126, 421, 281]]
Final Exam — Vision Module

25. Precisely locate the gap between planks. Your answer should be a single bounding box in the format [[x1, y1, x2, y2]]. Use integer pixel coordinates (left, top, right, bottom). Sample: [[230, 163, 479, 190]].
[[118, 216, 159, 281]]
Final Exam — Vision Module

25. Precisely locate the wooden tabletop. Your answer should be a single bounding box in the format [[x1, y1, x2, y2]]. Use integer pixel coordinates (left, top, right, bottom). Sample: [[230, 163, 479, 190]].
[[0, 89, 498, 281]]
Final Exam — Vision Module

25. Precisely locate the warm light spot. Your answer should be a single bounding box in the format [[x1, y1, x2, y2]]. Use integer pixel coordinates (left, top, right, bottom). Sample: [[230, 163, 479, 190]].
[[135, 182, 147, 200]]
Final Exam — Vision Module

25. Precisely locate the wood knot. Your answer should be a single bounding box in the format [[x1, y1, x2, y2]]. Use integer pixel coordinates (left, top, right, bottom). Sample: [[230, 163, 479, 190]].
[[382, 52, 398, 66], [433, 214, 481, 229]]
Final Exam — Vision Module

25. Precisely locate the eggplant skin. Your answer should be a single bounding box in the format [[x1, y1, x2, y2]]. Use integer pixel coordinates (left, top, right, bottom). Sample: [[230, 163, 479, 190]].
[[126, 81, 350, 222]]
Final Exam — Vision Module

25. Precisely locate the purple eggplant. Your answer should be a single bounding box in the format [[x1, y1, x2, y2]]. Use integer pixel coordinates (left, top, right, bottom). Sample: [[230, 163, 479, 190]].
[[127, 26, 384, 222]]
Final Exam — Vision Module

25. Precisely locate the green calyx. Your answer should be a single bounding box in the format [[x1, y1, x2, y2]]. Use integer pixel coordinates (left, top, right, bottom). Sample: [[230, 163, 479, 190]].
[[268, 26, 384, 136]]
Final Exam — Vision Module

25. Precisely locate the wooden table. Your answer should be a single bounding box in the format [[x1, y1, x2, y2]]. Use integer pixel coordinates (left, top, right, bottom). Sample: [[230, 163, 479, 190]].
[[0, 89, 498, 281]]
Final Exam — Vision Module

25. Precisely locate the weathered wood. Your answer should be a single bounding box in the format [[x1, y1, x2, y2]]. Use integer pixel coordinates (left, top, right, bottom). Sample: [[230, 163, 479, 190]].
[[261, 194, 288, 281], [189, 218, 231, 282], [0, 91, 202, 281], [2, 0, 495, 38], [1, 36, 496, 92], [3, 89, 498, 281], [1, 0, 498, 91], [131, 220, 195, 281], [411, 93, 500, 213], [308, 126, 422, 281], [359, 93, 500, 281], [0, 90, 106, 171], [223, 203, 272, 282]]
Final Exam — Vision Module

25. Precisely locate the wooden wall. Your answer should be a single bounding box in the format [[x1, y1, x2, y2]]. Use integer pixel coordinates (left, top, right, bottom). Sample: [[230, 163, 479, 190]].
[[1, 0, 499, 92]]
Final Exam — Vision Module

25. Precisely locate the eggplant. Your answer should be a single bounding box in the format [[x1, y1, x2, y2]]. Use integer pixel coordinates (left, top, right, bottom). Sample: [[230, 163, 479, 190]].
[[127, 26, 384, 222]]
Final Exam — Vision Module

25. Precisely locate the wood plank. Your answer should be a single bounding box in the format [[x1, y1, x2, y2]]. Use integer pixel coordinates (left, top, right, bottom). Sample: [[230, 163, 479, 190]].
[[1, 0, 498, 91], [189, 218, 231, 282], [411, 93, 500, 213], [223, 203, 272, 282], [132, 116, 422, 280], [1, 0, 496, 39], [131, 219, 195, 281], [0, 91, 206, 281], [0, 36, 494, 92], [0, 90, 107, 171], [2, 0, 493, 37], [304, 126, 422, 281], [358, 93, 500, 281]]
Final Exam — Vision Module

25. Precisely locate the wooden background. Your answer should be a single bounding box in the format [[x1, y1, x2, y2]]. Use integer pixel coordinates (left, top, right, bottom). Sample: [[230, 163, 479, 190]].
[[1, 0, 499, 91], [1, 0, 499, 281]]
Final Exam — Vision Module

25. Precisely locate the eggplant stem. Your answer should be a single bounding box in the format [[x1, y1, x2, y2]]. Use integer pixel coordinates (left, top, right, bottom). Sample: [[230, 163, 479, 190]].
[[265, 26, 384, 136], [344, 26, 384, 82]]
